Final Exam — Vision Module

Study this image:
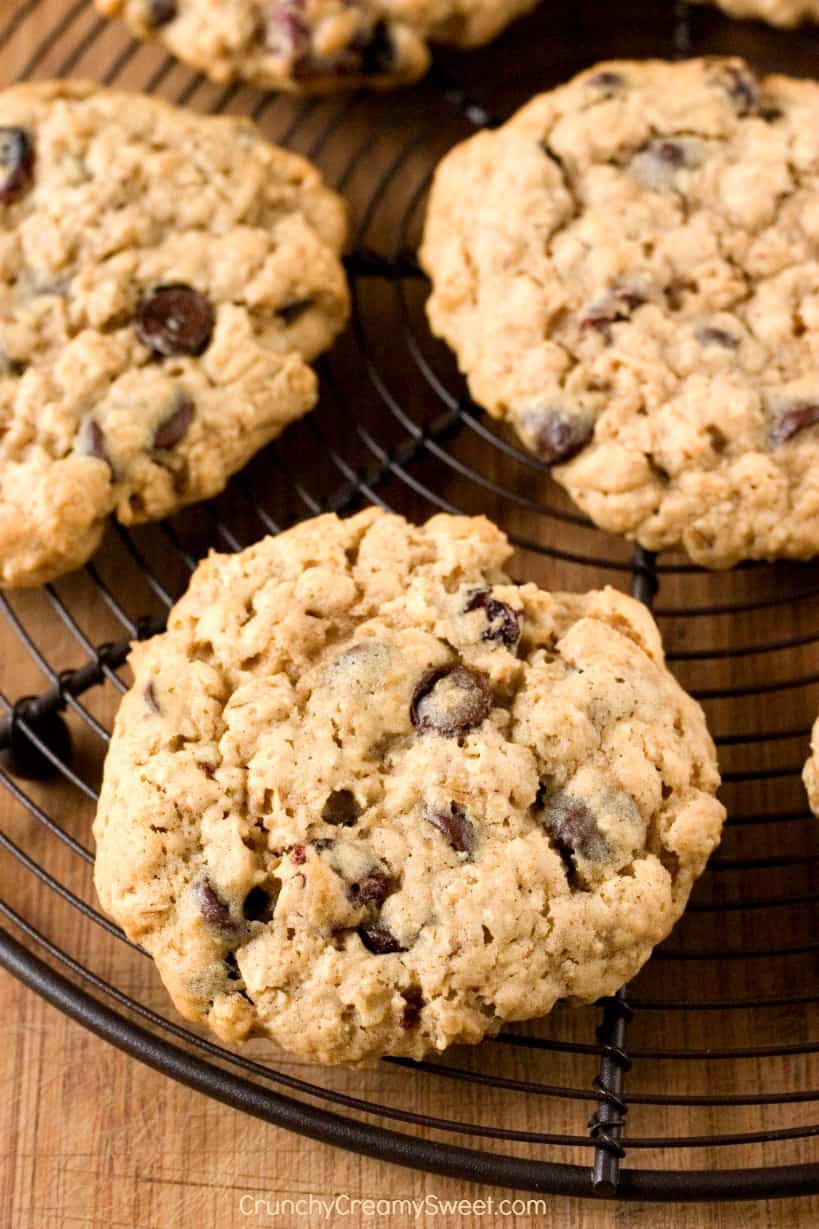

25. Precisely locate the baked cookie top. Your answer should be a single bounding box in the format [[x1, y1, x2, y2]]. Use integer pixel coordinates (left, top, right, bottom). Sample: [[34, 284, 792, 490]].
[[96, 0, 539, 93], [805, 718, 819, 818], [94, 507, 724, 1066], [702, 0, 819, 25], [0, 81, 348, 588], [421, 58, 819, 568]]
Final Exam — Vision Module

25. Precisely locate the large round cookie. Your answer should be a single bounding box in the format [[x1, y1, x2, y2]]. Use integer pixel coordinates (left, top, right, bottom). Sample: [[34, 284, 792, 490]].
[[702, 0, 819, 25], [421, 58, 819, 568], [96, 0, 540, 94], [94, 507, 725, 1066], [0, 81, 348, 588]]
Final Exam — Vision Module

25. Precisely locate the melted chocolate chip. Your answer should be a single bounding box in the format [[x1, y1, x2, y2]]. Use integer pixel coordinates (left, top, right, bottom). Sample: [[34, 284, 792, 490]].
[[148, 0, 177, 25], [410, 665, 492, 738], [144, 681, 160, 713], [321, 789, 361, 827], [137, 285, 214, 357], [526, 409, 594, 465], [198, 760, 216, 779], [646, 138, 687, 168], [290, 845, 306, 865], [540, 790, 609, 868], [358, 922, 405, 954], [425, 803, 475, 855], [349, 870, 393, 908], [243, 884, 277, 923], [153, 393, 194, 450], [769, 401, 819, 448], [463, 588, 521, 649], [697, 325, 738, 349], [400, 986, 424, 1029], [0, 127, 34, 203], [196, 877, 239, 932]]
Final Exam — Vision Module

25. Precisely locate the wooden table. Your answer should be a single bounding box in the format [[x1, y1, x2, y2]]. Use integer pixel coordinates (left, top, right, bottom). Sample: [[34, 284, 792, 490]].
[[2, 1, 819, 1225]]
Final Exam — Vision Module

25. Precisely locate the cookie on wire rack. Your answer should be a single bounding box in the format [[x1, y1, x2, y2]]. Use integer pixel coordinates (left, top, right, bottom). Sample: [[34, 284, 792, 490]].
[[93, 507, 725, 1066], [95, 0, 540, 93], [0, 81, 349, 588], [699, 0, 819, 26], [421, 57, 819, 568]]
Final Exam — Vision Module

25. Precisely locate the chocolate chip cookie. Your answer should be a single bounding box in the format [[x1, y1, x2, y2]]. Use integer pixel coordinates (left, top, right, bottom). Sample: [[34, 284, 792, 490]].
[[702, 0, 819, 25], [0, 81, 348, 588], [805, 718, 819, 817], [421, 58, 819, 568], [93, 507, 725, 1065], [96, 0, 540, 93]]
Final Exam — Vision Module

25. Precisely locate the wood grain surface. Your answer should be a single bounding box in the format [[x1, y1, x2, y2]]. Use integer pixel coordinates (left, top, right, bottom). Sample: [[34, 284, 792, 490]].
[[2, 1, 819, 1226]]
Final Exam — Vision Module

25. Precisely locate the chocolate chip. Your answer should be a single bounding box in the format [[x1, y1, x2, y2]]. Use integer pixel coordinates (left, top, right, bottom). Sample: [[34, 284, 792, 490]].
[[713, 62, 760, 116], [646, 138, 687, 168], [196, 877, 239, 932], [540, 790, 609, 868], [198, 760, 216, 779], [144, 681, 160, 713], [153, 393, 194, 450], [137, 285, 214, 357], [349, 870, 393, 908], [525, 409, 594, 465], [0, 128, 34, 203], [243, 884, 277, 923], [697, 325, 738, 349], [290, 845, 306, 865], [358, 923, 405, 954], [358, 19, 394, 76], [587, 70, 625, 90], [463, 588, 521, 649], [321, 789, 361, 827], [769, 401, 819, 448], [400, 986, 424, 1029], [410, 665, 492, 738], [224, 949, 241, 980], [147, 0, 177, 25], [75, 415, 110, 465], [581, 285, 646, 338], [278, 299, 314, 324], [425, 803, 475, 855]]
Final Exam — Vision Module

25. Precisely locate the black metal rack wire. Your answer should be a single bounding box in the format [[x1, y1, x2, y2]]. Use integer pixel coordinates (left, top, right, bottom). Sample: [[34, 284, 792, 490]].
[[1, 0, 819, 1203]]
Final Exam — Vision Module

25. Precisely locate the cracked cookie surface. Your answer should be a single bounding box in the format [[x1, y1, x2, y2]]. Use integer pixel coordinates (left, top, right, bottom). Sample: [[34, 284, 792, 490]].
[[94, 507, 724, 1065], [421, 58, 819, 567], [0, 80, 348, 588], [95, 0, 539, 94]]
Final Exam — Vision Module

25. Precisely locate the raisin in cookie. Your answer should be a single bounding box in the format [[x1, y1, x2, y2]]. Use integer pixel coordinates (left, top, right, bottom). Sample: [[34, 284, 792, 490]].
[[701, 0, 819, 26], [421, 58, 819, 568], [0, 81, 348, 588], [94, 507, 724, 1066], [95, 0, 539, 94], [804, 718, 819, 817]]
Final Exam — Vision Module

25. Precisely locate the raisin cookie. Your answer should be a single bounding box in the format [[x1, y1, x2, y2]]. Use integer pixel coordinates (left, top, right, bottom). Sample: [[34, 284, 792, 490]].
[[0, 81, 348, 588], [95, 0, 539, 93], [94, 507, 724, 1066], [421, 58, 819, 568], [804, 718, 819, 817], [701, 0, 819, 26]]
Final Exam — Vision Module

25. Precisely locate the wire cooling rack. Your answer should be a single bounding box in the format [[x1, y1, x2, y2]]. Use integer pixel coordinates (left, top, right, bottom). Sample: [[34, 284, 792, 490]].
[[2, 0, 819, 1203]]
